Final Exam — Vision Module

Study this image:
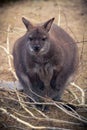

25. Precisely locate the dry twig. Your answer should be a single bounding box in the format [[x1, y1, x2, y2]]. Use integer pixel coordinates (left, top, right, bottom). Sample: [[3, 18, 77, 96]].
[[70, 82, 85, 105]]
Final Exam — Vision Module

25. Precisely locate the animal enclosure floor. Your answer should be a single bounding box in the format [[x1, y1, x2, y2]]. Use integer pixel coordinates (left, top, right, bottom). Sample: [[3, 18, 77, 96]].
[[0, 0, 87, 130]]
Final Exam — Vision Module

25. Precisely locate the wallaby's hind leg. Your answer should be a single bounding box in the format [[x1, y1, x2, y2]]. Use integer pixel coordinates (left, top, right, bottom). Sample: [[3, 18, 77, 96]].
[[52, 73, 74, 101], [50, 71, 67, 101]]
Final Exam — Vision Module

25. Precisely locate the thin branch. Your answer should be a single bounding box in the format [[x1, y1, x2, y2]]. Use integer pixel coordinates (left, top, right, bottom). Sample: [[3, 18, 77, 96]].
[[0, 107, 81, 127], [54, 102, 87, 123], [70, 82, 85, 105], [60, 10, 78, 42], [4, 125, 26, 130], [15, 89, 36, 118], [6, 25, 12, 70], [67, 89, 81, 104], [0, 108, 46, 129], [0, 45, 13, 59], [79, 25, 86, 62], [57, 6, 61, 26]]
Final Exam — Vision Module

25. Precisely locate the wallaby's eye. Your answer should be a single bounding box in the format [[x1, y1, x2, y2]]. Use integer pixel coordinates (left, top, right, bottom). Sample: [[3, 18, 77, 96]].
[[28, 36, 33, 41], [42, 36, 47, 41]]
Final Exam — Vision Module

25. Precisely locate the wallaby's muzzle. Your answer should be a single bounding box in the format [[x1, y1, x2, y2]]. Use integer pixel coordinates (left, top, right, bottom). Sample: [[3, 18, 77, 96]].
[[33, 44, 41, 52]]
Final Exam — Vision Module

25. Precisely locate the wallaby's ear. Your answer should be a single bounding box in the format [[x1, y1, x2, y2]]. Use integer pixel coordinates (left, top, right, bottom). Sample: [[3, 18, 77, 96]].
[[22, 17, 33, 31], [43, 18, 55, 32]]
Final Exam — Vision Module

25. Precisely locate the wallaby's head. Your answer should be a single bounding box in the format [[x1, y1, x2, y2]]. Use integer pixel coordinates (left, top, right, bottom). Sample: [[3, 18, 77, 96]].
[[22, 17, 54, 55]]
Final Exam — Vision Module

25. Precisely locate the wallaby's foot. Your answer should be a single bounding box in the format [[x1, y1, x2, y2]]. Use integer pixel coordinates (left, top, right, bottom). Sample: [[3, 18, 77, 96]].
[[52, 95, 61, 101], [63, 103, 77, 111], [36, 104, 49, 112], [53, 97, 76, 111]]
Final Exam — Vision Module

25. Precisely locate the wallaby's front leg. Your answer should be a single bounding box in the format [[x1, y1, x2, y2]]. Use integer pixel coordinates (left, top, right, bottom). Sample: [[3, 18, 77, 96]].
[[16, 71, 32, 95], [16, 70, 38, 102]]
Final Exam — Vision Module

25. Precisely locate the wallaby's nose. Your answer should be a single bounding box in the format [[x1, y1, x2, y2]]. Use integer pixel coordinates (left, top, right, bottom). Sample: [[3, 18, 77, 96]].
[[33, 45, 40, 52]]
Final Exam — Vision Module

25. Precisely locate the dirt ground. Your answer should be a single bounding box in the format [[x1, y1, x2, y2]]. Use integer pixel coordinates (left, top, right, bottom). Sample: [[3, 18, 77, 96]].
[[0, 0, 87, 130]]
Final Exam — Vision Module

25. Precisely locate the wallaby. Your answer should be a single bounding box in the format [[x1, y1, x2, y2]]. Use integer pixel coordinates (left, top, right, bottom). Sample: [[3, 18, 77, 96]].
[[13, 17, 78, 103]]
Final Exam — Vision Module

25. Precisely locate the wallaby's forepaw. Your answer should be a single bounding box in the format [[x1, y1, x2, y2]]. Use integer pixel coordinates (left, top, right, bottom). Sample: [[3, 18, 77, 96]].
[[38, 63, 53, 86], [36, 104, 49, 112]]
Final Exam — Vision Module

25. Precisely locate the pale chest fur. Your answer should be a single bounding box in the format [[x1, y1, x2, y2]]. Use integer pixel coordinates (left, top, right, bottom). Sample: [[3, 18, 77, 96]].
[[27, 62, 56, 86]]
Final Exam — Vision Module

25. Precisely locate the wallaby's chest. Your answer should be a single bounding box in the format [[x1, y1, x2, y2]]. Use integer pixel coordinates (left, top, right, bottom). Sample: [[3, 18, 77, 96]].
[[32, 63, 56, 86], [28, 62, 54, 74], [27, 61, 56, 81]]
